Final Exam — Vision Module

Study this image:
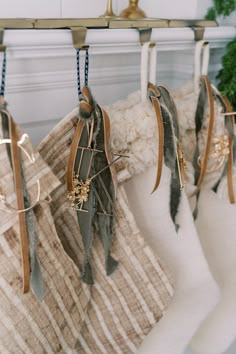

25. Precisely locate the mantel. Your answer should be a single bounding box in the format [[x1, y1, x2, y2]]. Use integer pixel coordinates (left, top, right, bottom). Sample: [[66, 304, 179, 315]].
[[3, 26, 236, 58], [2, 25, 235, 144]]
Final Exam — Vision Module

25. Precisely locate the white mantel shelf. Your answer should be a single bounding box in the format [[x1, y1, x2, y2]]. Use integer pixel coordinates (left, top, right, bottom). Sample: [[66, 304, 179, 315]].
[[2, 25, 235, 144], [3, 26, 236, 57]]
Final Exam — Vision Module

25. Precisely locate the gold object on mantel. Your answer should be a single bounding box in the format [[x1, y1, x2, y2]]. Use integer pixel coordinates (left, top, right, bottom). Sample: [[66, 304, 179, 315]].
[[120, 0, 146, 19], [100, 0, 116, 18]]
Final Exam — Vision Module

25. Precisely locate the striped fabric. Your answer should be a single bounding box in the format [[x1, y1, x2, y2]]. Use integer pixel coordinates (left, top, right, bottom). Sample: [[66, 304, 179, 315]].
[[0, 113, 91, 353], [38, 108, 174, 354]]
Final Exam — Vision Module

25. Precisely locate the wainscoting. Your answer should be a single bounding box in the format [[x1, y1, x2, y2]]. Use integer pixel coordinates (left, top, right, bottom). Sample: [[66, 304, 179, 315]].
[[2, 25, 235, 144]]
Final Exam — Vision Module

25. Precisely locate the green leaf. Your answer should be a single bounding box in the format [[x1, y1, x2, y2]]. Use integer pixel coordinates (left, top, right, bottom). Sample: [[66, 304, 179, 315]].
[[205, 7, 217, 20], [205, 0, 236, 18], [217, 38, 236, 111]]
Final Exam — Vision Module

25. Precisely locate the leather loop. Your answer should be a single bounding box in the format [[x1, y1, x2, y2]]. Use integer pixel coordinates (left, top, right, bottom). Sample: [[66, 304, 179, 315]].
[[227, 134, 235, 203], [4, 110, 30, 293], [82, 86, 93, 105], [80, 101, 93, 114], [141, 42, 157, 102], [220, 96, 235, 204], [150, 95, 164, 193], [194, 40, 210, 93], [67, 119, 85, 192], [100, 107, 118, 197]]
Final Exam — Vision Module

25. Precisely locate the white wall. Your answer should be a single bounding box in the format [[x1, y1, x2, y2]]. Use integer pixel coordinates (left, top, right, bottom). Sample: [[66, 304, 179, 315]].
[[0, 0, 62, 18], [0, 0, 213, 19]]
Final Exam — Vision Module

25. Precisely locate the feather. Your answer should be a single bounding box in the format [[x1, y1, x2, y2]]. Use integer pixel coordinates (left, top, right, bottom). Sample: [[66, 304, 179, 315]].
[[158, 86, 182, 229], [73, 87, 117, 284]]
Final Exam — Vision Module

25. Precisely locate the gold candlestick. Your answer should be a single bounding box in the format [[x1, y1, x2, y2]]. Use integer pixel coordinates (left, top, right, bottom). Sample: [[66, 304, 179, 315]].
[[120, 0, 146, 19], [101, 0, 116, 18]]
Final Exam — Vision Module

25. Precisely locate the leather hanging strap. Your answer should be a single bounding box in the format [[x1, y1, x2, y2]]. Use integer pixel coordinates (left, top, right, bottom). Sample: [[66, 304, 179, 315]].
[[194, 75, 215, 193], [150, 95, 164, 193], [100, 107, 118, 196], [147, 83, 164, 193], [67, 119, 85, 192], [6, 111, 30, 293], [220, 96, 235, 204]]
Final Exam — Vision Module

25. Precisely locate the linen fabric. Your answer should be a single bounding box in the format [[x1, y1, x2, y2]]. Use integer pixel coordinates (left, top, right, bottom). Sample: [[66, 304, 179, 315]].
[[38, 107, 173, 354], [0, 112, 91, 353]]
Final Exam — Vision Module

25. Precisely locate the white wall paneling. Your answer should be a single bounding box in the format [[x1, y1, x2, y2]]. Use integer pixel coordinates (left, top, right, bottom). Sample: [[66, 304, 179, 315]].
[[1, 26, 235, 144], [0, 0, 61, 18]]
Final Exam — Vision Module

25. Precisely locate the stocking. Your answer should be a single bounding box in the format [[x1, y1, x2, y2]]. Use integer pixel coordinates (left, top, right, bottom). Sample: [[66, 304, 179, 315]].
[[173, 40, 236, 354], [125, 165, 219, 354], [189, 181, 236, 354]]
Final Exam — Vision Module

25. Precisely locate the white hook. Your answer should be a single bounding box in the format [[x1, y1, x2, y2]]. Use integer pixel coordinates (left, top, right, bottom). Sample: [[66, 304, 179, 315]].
[[141, 42, 157, 102], [194, 40, 210, 93]]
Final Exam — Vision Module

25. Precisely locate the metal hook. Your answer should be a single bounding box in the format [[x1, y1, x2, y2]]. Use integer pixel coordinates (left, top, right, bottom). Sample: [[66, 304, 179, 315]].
[[71, 26, 89, 50], [192, 26, 205, 41], [138, 28, 154, 46], [0, 29, 6, 52]]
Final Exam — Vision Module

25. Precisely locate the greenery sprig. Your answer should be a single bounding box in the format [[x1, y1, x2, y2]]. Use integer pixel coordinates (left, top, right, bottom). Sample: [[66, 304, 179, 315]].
[[205, 0, 236, 20], [217, 39, 236, 111], [205, 0, 236, 111]]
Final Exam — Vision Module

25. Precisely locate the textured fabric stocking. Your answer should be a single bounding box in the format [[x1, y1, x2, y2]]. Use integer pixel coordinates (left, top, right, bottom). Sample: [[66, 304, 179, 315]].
[[124, 165, 219, 354], [0, 112, 91, 353], [38, 107, 174, 354]]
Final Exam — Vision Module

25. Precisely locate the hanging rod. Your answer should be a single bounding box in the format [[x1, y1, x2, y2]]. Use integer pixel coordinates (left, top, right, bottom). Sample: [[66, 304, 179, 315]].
[[0, 18, 217, 30]]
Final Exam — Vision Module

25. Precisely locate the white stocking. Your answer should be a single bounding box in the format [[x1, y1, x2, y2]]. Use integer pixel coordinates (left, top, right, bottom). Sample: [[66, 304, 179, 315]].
[[190, 184, 236, 354], [124, 165, 219, 354]]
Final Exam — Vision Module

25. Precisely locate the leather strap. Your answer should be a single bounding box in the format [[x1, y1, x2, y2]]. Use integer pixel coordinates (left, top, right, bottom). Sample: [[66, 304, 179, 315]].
[[220, 96, 235, 203], [195, 75, 215, 193], [150, 96, 164, 193], [67, 119, 85, 192], [147, 83, 164, 193], [100, 107, 118, 196], [4, 110, 30, 293]]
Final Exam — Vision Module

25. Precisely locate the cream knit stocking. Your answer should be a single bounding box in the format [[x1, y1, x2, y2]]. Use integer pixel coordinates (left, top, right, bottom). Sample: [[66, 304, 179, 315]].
[[125, 165, 219, 354]]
